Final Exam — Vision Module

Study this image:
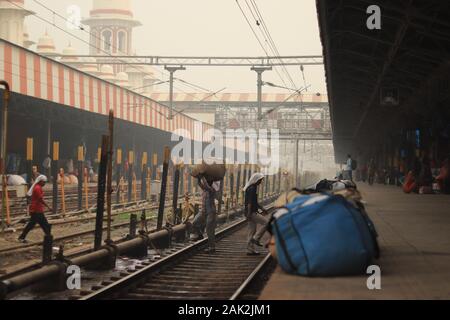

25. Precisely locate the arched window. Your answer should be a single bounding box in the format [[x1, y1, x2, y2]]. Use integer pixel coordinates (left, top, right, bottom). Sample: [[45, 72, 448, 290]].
[[118, 31, 127, 53], [102, 30, 112, 52]]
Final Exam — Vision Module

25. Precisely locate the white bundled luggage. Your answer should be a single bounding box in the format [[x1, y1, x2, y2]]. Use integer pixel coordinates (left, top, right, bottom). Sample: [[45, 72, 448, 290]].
[[68, 174, 78, 185], [7, 175, 27, 186]]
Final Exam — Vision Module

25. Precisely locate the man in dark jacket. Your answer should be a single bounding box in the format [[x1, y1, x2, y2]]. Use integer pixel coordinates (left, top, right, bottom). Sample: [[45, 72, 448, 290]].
[[244, 173, 269, 255]]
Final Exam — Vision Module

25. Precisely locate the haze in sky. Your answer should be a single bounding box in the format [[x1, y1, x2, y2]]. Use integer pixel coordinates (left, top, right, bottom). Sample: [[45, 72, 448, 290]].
[[24, 0, 326, 94]]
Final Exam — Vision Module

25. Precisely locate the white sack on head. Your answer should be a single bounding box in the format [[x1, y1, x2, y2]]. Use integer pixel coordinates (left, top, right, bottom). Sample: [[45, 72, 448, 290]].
[[243, 173, 264, 192], [26, 175, 47, 197], [212, 181, 221, 192]]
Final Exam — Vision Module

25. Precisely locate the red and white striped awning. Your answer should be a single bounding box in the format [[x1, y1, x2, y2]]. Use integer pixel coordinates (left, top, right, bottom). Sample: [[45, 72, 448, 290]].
[[0, 39, 214, 142]]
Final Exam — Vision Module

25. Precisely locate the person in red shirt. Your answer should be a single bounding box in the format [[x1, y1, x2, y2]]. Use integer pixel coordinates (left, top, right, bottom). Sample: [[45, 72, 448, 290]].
[[18, 175, 52, 243]]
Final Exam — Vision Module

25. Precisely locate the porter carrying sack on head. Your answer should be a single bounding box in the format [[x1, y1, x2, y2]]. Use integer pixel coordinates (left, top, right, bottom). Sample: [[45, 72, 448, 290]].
[[270, 193, 379, 276], [191, 162, 226, 182]]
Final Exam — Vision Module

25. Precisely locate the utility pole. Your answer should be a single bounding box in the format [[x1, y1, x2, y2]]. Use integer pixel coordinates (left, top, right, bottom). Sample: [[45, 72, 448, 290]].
[[106, 110, 114, 244], [0, 80, 10, 229], [164, 65, 186, 120], [294, 138, 299, 187], [251, 66, 272, 120]]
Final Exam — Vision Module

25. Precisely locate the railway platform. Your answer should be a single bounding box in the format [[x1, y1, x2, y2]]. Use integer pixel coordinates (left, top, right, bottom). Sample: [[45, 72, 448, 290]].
[[260, 183, 450, 299]]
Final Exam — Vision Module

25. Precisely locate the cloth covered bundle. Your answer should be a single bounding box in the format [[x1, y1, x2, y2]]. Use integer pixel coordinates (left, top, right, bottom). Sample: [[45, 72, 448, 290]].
[[190, 160, 226, 182], [270, 193, 379, 276]]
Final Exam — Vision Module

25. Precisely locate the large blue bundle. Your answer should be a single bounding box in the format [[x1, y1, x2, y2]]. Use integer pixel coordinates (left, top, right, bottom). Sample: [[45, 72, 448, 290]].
[[271, 193, 379, 276]]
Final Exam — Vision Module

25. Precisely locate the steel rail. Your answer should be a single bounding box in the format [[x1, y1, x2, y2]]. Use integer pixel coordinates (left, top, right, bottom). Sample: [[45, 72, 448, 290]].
[[229, 253, 272, 300], [81, 200, 276, 300], [1, 195, 277, 299]]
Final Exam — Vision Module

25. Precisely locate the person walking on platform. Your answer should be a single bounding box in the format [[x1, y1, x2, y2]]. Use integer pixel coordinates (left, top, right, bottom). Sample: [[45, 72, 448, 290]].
[[345, 154, 354, 181], [18, 175, 52, 243], [244, 173, 269, 256], [191, 176, 219, 254]]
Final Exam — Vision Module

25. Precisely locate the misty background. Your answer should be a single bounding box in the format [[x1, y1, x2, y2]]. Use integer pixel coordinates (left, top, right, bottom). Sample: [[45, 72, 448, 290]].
[[24, 0, 326, 94]]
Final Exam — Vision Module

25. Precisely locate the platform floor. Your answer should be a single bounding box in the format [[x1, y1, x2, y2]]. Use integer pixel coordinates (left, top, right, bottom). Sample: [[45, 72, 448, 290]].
[[259, 183, 450, 299]]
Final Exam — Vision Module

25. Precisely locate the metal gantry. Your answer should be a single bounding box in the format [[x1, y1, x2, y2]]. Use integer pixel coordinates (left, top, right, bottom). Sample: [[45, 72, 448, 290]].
[[214, 104, 332, 140], [54, 55, 323, 67]]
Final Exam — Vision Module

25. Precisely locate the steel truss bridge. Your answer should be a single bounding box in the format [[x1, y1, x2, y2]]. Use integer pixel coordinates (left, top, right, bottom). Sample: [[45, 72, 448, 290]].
[[53, 55, 323, 67]]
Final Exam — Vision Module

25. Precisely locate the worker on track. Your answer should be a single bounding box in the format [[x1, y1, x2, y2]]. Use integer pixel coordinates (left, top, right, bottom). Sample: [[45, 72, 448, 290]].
[[18, 175, 53, 243], [244, 173, 269, 255], [191, 176, 219, 254]]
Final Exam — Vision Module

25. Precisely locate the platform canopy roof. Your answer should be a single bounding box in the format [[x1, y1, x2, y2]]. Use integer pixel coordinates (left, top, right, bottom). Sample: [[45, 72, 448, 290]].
[[316, 0, 450, 162]]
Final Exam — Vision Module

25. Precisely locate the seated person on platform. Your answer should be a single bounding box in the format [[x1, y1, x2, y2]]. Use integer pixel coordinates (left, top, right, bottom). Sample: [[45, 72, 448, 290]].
[[417, 155, 433, 188], [436, 159, 449, 194], [402, 171, 417, 193]]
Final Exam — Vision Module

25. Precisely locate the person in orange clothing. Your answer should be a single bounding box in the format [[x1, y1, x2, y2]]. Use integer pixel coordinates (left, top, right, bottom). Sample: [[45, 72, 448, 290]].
[[402, 171, 417, 193], [18, 175, 53, 243]]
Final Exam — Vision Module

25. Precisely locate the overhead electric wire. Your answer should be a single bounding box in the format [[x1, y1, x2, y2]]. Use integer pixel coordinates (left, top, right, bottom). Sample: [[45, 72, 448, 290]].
[[242, 0, 290, 88], [6, 0, 175, 112], [235, 0, 290, 89], [170, 87, 227, 118], [29, 0, 218, 98], [263, 84, 311, 118], [300, 65, 308, 91], [236, 0, 296, 91], [248, 0, 297, 89], [235, 0, 269, 56], [174, 78, 211, 93], [245, 0, 291, 87], [9, 0, 218, 119]]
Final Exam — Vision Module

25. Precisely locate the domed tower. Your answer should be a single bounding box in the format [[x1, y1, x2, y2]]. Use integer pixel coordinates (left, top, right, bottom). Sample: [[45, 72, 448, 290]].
[[36, 31, 58, 58], [79, 57, 101, 75], [82, 0, 141, 59], [0, 0, 34, 47], [23, 24, 35, 49], [115, 72, 131, 89], [99, 64, 115, 82], [60, 42, 78, 65]]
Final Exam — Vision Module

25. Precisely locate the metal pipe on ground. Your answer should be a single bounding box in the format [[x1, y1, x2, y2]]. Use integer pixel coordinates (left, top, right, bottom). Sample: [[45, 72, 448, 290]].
[[0, 223, 187, 299], [0, 195, 277, 298]]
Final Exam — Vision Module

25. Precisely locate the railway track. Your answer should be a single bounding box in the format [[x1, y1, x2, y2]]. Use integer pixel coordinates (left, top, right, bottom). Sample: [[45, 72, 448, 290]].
[[6, 181, 186, 228], [6, 183, 147, 221], [79, 206, 276, 300], [0, 196, 195, 279], [0, 191, 199, 255], [1, 196, 278, 300]]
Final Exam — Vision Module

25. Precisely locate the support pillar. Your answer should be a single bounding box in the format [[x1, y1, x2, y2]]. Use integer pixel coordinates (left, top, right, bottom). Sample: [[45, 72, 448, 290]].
[[294, 138, 299, 187], [251, 66, 272, 120], [165, 66, 186, 120]]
